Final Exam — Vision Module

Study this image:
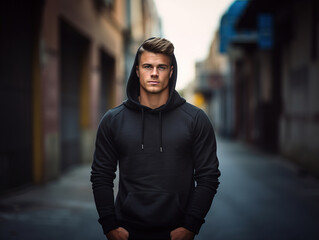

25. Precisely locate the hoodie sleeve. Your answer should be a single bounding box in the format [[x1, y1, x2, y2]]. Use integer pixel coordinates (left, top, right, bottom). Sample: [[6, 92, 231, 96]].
[[183, 109, 220, 234], [90, 112, 119, 234]]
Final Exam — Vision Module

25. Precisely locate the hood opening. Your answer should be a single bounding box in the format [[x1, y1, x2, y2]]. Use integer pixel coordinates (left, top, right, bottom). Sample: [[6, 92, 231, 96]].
[[124, 39, 185, 112], [124, 38, 186, 152]]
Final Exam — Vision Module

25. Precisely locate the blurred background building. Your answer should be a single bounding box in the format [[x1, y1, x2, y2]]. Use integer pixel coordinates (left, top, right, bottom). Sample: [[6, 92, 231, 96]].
[[1, 0, 319, 194], [195, 0, 319, 176], [0, 0, 161, 193], [194, 31, 229, 135]]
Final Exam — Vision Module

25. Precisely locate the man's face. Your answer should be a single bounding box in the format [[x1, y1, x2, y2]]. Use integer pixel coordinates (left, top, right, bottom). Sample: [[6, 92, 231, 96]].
[[136, 51, 173, 96]]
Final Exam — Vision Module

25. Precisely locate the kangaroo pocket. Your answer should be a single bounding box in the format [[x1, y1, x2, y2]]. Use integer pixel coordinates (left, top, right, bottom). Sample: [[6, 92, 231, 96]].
[[120, 191, 185, 228]]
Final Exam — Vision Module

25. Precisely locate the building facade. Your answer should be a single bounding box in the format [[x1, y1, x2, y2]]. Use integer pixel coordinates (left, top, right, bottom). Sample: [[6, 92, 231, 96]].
[[195, 0, 253, 138], [235, 0, 319, 175], [0, 0, 161, 193], [194, 31, 229, 134]]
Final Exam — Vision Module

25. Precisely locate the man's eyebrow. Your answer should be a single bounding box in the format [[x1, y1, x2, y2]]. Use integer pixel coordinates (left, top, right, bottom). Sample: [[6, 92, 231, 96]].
[[141, 63, 169, 67]]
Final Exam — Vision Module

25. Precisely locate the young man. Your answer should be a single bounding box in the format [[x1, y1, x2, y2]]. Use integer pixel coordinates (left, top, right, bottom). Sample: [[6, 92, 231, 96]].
[[91, 37, 220, 240]]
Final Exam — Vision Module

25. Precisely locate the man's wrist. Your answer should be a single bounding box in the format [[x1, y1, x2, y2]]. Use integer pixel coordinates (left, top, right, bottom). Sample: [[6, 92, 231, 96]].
[[183, 215, 204, 234], [98, 215, 119, 235], [106, 227, 129, 240], [170, 227, 195, 240]]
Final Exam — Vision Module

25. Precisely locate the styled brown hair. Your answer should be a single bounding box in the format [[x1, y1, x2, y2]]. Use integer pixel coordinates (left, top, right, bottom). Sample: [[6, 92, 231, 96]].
[[137, 37, 174, 65]]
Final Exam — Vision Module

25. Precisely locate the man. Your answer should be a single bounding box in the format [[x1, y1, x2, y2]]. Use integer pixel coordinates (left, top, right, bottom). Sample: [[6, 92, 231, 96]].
[[91, 37, 220, 240]]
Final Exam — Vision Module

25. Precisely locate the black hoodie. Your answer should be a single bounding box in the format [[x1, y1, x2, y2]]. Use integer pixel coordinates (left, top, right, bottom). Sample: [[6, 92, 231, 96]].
[[91, 42, 220, 240]]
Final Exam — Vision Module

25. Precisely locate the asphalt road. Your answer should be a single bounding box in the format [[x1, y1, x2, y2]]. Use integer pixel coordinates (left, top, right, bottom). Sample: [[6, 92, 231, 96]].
[[198, 138, 319, 240], [1, 138, 319, 240]]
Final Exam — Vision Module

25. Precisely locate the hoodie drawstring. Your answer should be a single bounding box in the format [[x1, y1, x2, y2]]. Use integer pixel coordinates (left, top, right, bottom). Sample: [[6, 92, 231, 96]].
[[141, 108, 145, 150], [140, 108, 163, 153], [159, 111, 163, 152]]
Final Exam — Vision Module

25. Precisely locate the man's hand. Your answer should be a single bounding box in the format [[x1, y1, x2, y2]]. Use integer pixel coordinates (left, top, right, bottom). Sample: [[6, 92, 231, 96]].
[[170, 227, 195, 240], [106, 227, 129, 240]]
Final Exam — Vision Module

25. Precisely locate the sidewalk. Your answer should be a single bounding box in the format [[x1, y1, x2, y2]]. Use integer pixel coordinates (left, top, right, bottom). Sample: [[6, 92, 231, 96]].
[[0, 164, 110, 240]]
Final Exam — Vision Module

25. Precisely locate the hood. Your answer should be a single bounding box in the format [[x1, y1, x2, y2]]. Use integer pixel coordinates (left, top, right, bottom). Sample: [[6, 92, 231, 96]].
[[124, 39, 186, 112]]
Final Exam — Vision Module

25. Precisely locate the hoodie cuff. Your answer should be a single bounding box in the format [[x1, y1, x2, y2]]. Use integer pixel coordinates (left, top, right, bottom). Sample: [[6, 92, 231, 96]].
[[183, 215, 205, 234], [98, 215, 119, 235]]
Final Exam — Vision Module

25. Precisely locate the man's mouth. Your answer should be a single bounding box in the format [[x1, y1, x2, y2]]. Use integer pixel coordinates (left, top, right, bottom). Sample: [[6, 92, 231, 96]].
[[148, 81, 159, 85]]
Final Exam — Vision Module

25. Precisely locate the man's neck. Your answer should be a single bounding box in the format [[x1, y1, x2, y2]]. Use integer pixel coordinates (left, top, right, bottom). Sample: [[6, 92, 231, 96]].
[[139, 91, 169, 109]]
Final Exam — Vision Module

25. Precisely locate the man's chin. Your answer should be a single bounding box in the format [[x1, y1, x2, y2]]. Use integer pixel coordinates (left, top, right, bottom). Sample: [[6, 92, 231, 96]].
[[141, 85, 169, 95], [145, 87, 162, 94]]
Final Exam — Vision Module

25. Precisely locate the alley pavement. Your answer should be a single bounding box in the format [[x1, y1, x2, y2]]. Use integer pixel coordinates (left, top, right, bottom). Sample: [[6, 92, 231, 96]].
[[0, 164, 108, 240], [1, 138, 319, 240], [197, 138, 319, 240]]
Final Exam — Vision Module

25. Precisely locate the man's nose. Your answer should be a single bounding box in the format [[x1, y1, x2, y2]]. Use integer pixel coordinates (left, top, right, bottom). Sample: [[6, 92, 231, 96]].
[[151, 67, 159, 76]]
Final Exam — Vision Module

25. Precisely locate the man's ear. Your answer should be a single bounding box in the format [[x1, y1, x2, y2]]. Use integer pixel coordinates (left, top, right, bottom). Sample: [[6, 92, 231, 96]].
[[169, 66, 173, 78], [136, 66, 139, 77]]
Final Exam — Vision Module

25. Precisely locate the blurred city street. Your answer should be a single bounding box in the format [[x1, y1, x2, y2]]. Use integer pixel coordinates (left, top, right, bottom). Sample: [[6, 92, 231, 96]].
[[1, 137, 319, 240], [1, 0, 319, 239]]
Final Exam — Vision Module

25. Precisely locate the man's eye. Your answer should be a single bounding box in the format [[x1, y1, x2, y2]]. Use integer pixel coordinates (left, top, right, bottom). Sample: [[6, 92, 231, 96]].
[[143, 65, 152, 69], [158, 66, 167, 71]]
